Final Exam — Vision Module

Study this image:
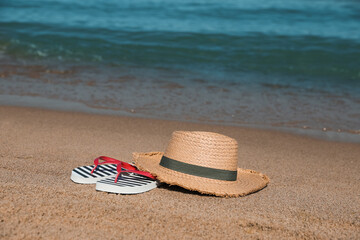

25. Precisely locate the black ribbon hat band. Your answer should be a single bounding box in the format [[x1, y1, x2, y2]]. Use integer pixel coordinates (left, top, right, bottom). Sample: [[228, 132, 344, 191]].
[[160, 156, 237, 181]]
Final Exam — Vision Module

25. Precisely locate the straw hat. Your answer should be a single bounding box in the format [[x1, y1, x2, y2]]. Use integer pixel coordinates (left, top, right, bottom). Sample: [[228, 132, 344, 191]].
[[133, 131, 269, 197]]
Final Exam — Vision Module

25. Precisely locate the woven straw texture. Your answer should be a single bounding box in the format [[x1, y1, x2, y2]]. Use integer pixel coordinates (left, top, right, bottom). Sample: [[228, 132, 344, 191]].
[[133, 131, 269, 197]]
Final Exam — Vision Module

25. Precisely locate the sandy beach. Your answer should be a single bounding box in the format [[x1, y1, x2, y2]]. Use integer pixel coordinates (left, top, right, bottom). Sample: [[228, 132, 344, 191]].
[[0, 105, 359, 239]]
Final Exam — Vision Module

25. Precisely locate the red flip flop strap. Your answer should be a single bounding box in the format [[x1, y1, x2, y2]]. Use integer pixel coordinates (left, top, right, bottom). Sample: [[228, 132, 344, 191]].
[[91, 156, 155, 182], [91, 156, 134, 174]]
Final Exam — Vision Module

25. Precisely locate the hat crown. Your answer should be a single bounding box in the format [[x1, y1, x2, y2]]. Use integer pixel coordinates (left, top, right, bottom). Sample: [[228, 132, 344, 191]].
[[164, 131, 238, 171]]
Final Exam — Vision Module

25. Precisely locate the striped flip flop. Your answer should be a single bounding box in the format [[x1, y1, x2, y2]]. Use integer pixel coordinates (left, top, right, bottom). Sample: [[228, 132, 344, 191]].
[[71, 163, 119, 184], [96, 174, 158, 194], [71, 156, 139, 184]]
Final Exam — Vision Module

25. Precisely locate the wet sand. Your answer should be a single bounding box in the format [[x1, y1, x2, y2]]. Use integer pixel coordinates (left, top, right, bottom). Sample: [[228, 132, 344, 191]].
[[0, 105, 359, 239]]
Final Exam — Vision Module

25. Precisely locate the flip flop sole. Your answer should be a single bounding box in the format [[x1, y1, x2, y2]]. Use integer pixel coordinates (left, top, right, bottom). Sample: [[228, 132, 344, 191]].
[[71, 164, 118, 184], [96, 175, 158, 194]]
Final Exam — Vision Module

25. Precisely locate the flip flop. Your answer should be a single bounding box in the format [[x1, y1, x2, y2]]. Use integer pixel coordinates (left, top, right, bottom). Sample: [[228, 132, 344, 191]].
[[96, 173, 158, 194], [71, 163, 119, 184]]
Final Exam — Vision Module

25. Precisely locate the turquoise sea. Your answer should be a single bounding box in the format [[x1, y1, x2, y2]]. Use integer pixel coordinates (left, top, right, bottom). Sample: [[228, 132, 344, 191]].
[[0, 0, 359, 140]]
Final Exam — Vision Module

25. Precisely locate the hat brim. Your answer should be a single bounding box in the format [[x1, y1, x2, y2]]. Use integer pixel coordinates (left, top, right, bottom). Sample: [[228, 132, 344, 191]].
[[133, 152, 270, 197]]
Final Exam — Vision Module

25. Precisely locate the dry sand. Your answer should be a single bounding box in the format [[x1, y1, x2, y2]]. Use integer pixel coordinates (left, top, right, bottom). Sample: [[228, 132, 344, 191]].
[[0, 105, 359, 239]]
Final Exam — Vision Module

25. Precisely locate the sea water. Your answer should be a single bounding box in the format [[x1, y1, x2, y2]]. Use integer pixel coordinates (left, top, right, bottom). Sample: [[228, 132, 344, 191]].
[[0, 0, 359, 140]]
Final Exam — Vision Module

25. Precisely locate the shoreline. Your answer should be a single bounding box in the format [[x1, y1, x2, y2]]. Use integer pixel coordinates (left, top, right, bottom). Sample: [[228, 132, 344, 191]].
[[1, 57, 359, 140], [1, 105, 359, 239], [1, 94, 359, 144]]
